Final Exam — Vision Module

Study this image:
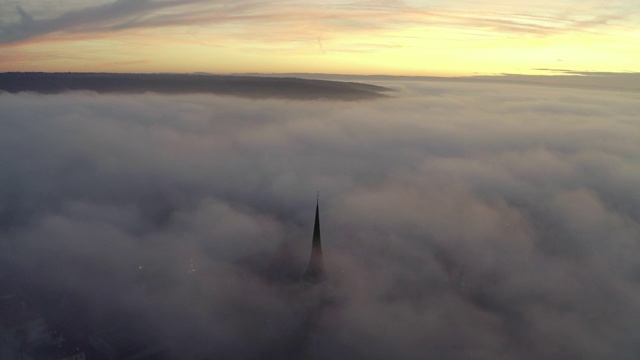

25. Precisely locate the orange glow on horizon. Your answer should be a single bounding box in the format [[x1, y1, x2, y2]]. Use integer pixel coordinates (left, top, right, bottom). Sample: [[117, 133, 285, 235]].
[[1, 1, 638, 76]]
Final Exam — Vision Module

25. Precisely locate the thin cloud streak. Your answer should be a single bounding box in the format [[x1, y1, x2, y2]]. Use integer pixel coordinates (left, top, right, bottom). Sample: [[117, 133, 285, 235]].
[[0, 0, 257, 44], [0, 0, 634, 45]]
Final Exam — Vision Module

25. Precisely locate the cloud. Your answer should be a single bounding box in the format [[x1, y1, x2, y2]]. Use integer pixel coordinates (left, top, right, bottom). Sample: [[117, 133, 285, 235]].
[[0, 0, 235, 44], [1, 80, 640, 358], [0, 0, 635, 46]]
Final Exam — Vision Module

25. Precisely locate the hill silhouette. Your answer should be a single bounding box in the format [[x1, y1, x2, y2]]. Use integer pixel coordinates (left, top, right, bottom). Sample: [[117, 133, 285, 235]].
[[0, 72, 391, 100]]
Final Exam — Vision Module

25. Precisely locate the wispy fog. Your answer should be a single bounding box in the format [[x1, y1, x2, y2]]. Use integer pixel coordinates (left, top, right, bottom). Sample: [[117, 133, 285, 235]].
[[1, 81, 640, 359]]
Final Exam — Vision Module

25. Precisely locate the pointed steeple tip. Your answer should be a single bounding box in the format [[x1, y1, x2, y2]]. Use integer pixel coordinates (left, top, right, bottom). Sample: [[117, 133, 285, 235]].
[[304, 193, 325, 284]]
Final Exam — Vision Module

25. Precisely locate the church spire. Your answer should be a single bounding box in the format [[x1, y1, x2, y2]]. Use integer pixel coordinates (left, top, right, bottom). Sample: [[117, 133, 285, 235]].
[[303, 195, 325, 284]]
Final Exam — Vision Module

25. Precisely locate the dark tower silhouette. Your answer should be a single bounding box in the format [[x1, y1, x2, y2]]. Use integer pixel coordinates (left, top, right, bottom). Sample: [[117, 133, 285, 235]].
[[303, 196, 325, 284]]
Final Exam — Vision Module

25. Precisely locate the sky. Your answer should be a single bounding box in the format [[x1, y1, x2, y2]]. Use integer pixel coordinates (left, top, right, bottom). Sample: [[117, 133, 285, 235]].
[[2, 81, 640, 358], [1, 0, 639, 75]]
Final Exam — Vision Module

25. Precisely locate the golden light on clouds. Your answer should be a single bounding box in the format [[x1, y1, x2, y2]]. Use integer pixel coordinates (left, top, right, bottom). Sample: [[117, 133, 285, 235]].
[[1, 0, 639, 75]]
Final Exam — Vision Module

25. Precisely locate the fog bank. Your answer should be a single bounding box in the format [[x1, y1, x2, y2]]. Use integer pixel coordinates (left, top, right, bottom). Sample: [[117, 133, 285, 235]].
[[1, 81, 640, 359]]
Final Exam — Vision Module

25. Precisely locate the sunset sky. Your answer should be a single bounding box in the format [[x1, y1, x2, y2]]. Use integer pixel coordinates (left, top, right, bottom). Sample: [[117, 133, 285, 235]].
[[1, 0, 639, 76]]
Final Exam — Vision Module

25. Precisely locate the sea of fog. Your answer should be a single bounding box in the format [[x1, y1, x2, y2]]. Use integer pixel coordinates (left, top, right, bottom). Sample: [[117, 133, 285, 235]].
[[1, 80, 640, 359]]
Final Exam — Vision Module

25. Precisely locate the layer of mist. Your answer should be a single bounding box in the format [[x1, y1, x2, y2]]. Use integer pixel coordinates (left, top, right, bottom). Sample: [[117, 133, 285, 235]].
[[1, 80, 640, 359]]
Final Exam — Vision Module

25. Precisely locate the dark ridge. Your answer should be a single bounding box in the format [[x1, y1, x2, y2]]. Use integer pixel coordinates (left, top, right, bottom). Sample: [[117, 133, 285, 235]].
[[0, 72, 392, 100]]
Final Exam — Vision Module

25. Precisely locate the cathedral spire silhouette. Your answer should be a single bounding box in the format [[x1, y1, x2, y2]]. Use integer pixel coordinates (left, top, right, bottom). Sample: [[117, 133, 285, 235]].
[[303, 194, 325, 284]]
